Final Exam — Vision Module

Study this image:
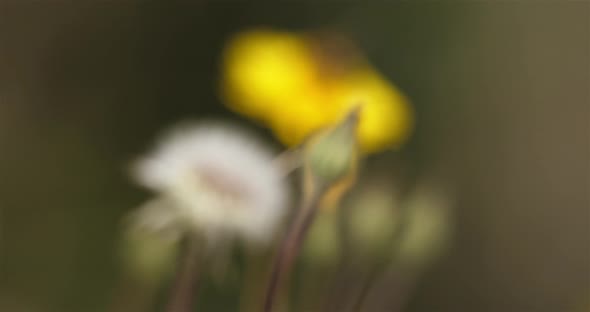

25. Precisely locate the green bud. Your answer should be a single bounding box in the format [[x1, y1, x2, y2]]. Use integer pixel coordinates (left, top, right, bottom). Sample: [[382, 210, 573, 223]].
[[346, 180, 400, 262], [302, 209, 341, 266], [120, 226, 180, 285], [119, 198, 182, 285], [304, 108, 360, 189], [395, 183, 452, 270]]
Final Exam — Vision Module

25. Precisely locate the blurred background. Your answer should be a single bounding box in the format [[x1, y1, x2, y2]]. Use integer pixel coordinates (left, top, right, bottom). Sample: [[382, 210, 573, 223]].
[[0, 2, 588, 312]]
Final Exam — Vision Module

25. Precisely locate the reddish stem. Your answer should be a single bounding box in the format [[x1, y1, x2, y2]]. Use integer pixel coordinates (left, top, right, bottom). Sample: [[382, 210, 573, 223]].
[[165, 238, 201, 312], [263, 191, 321, 312]]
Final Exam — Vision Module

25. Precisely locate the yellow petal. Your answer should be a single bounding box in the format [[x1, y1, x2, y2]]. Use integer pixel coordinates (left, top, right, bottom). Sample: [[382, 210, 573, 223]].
[[268, 94, 332, 146], [221, 30, 317, 121]]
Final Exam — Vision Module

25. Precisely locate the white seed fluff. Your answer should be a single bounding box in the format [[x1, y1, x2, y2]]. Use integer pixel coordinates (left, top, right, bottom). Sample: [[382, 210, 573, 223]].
[[133, 121, 289, 245]]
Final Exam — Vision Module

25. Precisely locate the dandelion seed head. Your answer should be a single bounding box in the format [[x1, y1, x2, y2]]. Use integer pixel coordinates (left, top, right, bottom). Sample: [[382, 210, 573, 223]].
[[132, 122, 289, 245]]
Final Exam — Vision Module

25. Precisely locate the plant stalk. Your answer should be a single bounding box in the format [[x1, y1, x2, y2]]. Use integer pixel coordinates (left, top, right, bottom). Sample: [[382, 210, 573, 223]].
[[263, 189, 322, 312], [165, 236, 201, 312]]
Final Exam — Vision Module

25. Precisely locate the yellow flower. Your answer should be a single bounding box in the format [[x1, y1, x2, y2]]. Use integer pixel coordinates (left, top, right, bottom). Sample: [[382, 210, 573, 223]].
[[221, 29, 413, 153]]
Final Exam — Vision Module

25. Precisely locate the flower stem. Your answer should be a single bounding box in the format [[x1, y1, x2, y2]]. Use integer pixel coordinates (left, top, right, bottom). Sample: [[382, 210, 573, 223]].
[[263, 190, 321, 312], [273, 148, 302, 176], [166, 236, 201, 312]]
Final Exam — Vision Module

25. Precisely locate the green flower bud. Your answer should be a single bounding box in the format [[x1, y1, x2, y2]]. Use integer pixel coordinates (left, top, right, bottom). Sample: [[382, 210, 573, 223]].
[[119, 199, 181, 286], [345, 179, 400, 262], [303, 108, 360, 190], [395, 183, 452, 270], [302, 209, 341, 266], [120, 227, 179, 285]]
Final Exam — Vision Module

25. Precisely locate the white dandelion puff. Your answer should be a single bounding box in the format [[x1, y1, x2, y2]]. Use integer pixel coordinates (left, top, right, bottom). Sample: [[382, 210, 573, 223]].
[[132, 121, 290, 245]]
